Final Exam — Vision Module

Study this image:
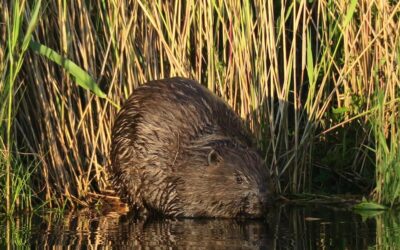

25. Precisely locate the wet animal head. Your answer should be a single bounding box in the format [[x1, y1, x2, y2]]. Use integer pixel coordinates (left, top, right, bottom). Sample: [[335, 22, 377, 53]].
[[172, 136, 274, 218]]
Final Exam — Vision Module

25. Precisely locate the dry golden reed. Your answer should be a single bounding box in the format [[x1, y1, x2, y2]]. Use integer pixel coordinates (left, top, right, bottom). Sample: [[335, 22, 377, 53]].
[[0, 0, 399, 209]]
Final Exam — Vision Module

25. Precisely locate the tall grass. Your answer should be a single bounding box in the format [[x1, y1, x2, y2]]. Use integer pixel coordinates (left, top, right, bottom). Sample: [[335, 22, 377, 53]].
[[373, 92, 400, 206], [0, 0, 41, 213], [0, 0, 399, 210]]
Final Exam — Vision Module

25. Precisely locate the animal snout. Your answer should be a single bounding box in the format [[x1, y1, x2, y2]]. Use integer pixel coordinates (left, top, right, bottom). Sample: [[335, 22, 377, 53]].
[[242, 192, 267, 217]]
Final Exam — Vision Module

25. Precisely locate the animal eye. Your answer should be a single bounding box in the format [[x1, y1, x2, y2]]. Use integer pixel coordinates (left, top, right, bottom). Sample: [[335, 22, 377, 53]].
[[235, 173, 243, 184], [207, 149, 220, 166]]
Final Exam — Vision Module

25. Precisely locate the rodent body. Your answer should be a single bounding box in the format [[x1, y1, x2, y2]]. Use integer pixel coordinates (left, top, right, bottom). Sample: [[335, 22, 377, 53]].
[[109, 77, 274, 218]]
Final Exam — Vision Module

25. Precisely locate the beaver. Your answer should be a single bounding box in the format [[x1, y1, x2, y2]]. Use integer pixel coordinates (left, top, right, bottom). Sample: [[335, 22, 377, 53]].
[[109, 77, 274, 218]]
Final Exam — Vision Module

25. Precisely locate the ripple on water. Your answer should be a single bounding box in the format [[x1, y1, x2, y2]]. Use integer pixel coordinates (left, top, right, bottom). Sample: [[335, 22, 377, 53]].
[[2, 205, 396, 249]]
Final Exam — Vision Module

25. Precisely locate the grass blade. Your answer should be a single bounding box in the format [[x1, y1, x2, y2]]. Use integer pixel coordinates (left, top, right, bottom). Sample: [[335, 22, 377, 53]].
[[29, 40, 107, 99], [342, 0, 357, 29]]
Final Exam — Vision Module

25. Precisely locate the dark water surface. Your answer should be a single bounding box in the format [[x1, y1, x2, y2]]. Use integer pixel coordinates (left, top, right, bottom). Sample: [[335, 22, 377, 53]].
[[1, 204, 398, 249]]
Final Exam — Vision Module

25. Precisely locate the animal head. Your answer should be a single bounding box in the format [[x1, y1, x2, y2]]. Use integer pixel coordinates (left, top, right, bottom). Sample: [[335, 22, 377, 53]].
[[171, 136, 274, 218]]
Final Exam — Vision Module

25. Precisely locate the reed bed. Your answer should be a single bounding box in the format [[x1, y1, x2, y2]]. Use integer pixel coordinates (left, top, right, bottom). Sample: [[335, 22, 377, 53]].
[[0, 0, 399, 212]]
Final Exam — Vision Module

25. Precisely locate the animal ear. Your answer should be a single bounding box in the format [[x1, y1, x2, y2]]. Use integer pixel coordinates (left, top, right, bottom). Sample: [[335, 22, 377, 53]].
[[207, 149, 220, 166]]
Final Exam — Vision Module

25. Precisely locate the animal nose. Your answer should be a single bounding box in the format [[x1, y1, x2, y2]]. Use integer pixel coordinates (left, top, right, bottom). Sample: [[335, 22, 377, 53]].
[[258, 193, 268, 207], [258, 188, 275, 207], [249, 192, 267, 209]]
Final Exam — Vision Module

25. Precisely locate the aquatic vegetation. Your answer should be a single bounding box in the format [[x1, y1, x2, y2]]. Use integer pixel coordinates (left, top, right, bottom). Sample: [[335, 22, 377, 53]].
[[0, 0, 399, 213], [372, 92, 400, 206]]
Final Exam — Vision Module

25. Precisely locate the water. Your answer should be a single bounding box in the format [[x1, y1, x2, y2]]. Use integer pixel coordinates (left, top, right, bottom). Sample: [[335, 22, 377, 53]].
[[1, 204, 398, 249]]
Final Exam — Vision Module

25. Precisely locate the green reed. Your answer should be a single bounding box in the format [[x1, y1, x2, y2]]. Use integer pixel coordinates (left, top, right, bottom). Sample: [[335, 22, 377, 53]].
[[0, 0, 41, 214], [0, 0, 399, 210], [373, 92, 400, 206]]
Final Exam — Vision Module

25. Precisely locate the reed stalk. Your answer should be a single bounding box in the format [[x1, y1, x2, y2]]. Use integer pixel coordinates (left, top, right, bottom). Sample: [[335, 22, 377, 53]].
[[0, 0, 399, 210], [1, 0, 41, 213]]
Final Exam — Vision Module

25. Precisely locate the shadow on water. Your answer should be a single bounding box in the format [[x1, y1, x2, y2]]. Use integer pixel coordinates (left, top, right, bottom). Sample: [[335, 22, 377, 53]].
[[2, 204, 398, 249]]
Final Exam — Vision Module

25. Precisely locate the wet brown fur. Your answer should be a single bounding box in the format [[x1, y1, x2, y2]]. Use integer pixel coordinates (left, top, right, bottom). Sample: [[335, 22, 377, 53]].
[[109, 77, 274, 218]]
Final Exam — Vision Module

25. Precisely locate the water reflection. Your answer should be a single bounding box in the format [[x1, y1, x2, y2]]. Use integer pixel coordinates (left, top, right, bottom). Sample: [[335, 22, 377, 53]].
[[28, 212, 274, 249], [1, 205, 394, 249]]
